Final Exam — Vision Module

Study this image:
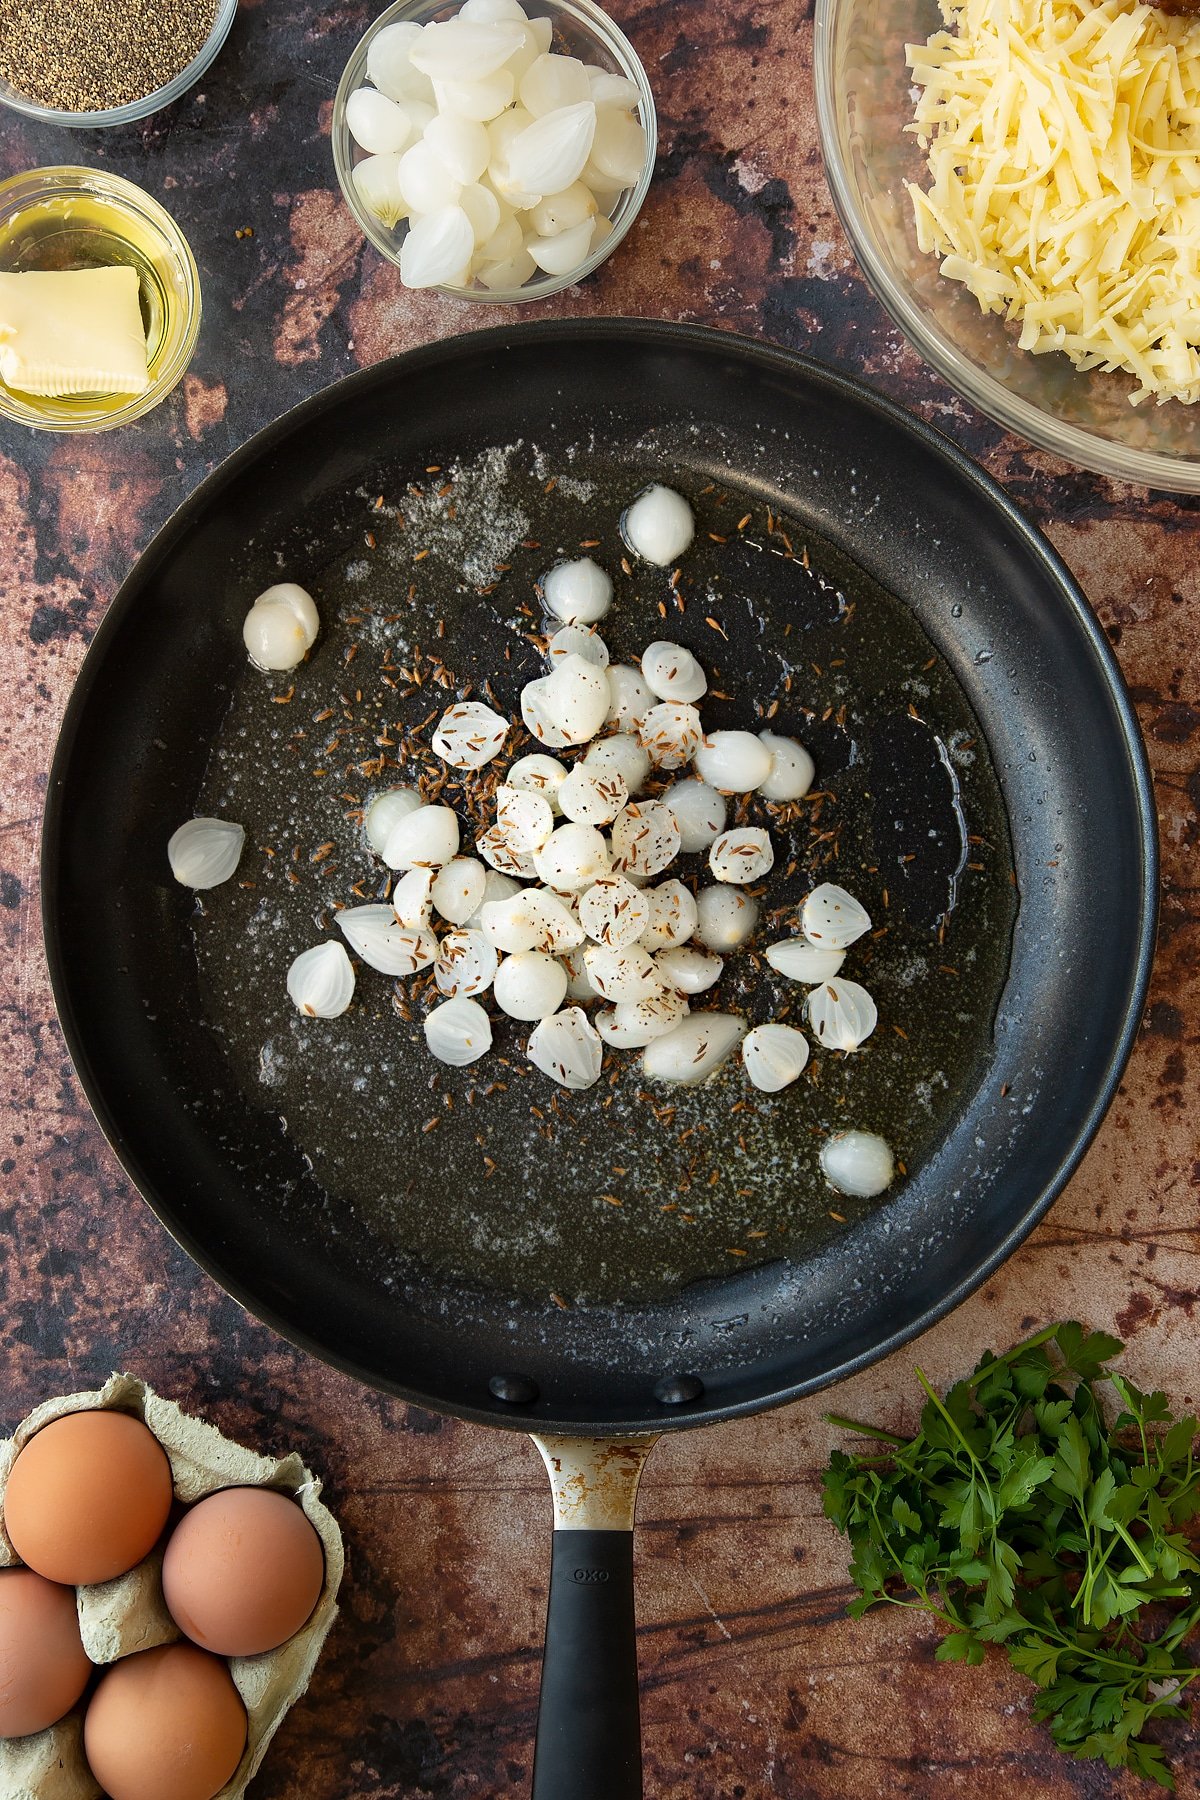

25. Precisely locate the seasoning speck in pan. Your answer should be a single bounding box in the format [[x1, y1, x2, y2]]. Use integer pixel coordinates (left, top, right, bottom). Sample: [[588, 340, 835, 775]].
[[190, 444, 1016, 1306]]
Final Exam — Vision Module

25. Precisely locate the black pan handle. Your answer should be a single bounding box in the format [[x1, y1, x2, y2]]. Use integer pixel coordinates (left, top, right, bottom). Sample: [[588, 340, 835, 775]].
[[533, 1528, 640, 1799], [530, 1436, 659, 1800]]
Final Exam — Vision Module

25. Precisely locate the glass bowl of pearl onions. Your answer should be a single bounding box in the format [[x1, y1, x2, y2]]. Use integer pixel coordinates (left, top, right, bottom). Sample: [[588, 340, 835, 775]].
[[331, 0, 656, 301]]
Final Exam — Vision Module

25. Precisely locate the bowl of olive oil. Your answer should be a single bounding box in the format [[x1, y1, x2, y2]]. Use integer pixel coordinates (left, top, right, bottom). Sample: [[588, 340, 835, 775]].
[[0, 166, 201, 432]]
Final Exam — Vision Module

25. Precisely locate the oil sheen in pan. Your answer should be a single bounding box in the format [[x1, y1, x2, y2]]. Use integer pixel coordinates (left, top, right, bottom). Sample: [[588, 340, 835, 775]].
[[193, 444, 1016, 1307]]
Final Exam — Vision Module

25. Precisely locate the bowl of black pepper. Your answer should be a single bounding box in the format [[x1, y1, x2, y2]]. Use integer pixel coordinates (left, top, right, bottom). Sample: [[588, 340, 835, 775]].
[[0, 0, 237, 127]]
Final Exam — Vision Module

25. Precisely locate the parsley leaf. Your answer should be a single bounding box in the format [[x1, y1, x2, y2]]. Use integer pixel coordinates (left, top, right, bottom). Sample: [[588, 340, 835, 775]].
[[824, 1323, 1200, 1789]]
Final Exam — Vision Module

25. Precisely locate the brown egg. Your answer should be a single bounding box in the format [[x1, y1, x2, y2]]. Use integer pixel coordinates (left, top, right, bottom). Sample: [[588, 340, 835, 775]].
[[0, 1566, 92, 1738], [3, 1410, 173, 1586], [83, 1643, 246, 1800], [162, 1486, 324, 1657]]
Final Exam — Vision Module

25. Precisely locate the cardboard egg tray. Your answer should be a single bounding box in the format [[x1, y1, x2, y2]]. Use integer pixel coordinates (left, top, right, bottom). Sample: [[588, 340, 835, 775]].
[[0, 1372, 344, 1800]]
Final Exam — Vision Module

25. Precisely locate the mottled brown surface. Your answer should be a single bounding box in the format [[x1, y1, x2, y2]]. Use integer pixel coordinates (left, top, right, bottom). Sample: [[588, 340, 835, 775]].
[[0, 0, 1198, 1795]]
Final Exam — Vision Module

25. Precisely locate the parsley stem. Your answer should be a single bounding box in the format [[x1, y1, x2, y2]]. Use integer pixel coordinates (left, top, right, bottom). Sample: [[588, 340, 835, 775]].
[[824, 1413, 909, 1447], [1113, 1519, 1155, 1579], [914, 1366, 987, 1476]]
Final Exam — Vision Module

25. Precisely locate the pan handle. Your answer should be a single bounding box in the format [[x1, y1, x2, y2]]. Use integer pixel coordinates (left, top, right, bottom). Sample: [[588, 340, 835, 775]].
[[530, 1435, 659, 1800]]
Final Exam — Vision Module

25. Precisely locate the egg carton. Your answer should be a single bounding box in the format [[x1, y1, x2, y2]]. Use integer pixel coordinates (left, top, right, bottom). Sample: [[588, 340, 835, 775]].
[[0, 1372, 344, 1800]]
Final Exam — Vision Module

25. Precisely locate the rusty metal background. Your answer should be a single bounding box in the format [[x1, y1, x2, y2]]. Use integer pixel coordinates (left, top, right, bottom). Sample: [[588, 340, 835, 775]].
[[0, 0, 1197, 1793]]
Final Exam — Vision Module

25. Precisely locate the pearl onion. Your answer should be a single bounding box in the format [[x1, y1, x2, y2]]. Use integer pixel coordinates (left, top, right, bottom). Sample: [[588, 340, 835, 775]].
[[434, 930, 498, 998], [424, 996, 494, 1065], [583, 943, 659, 1002], [577, 874, 649, 948], [606, 663, 654, 729], [558, 764, 627, 826], [541, 556, 612, 623], [584, 733, 650, 795], [638, 880, 697, 951], [622, 484, 695, 566], [640, 640, 707, 703], [638, 702, 702, 770], [167, 818, 244, 889], [742, 1023, 810, 1092], [382, 804, 461, 871], [391, 866, 434, 927], [661, 778, 725, 852], [610, 802, 681, 882], [642, 1013, 746, 1085], [430, 857, 488, 925], [801, 883, 872, 950], [364, 787, 420, 855], [655, 945, 722, 993], [530, 653, 610, 745], [807, 977, 878, 1052], [757, 731, 815, 802], [242, 583, 319, 672], [709, 827, 773, 885], [494, 951, 568, 1020], [595, 989, 689, 1047], [287, 942, 355, 1018], [534, 822, 611, 890], [694, 730, 774, 793], [431, 700, 508, 769], [764, 940, 845, 983], [337, 906, 438, 976], [547, 623, 609, 668], [694, 887, 758, 950], [346, 86, 415, 156], [496, 785, 554, 851], [527, 1006, 604, 1090], [507, 752, 568, 813], [820, 1130, 895, 1197], [465, 869, 522, 927]]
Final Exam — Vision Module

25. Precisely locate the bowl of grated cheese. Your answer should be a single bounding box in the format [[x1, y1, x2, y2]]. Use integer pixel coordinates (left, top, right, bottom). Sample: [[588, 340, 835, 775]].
[[815, 0, 1200, 490]]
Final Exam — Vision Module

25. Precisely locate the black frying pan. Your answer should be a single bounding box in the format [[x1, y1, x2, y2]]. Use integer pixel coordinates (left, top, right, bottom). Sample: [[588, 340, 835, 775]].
[[41, 321, 1156, 1798]]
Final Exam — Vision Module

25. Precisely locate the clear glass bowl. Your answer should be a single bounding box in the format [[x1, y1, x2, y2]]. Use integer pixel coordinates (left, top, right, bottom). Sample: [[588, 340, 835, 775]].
[[0, 167, 202, 433], [331, 0, 657, 304], [0, 0, 237, 127], [814, 0, 1200, 491]]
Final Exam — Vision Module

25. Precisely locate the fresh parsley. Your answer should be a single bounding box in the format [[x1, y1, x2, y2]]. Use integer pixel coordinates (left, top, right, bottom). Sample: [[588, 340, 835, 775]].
[[823, 1323, 1200, 1788]]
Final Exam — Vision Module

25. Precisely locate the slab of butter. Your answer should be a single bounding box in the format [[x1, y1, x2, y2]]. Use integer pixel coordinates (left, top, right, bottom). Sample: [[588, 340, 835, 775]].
[[0, 266, 150, 398]]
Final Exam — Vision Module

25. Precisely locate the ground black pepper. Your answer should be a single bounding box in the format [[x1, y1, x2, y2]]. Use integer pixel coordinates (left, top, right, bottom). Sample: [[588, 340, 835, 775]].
[[0, 0, 219, 112]]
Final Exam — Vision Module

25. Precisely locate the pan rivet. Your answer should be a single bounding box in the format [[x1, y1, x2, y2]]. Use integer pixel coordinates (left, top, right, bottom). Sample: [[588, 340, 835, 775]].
[[654, 1375, 704, 1406], [489, 1373, 540, 1405]]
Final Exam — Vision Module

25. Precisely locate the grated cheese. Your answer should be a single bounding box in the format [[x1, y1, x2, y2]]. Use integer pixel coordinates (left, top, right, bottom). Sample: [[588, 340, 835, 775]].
[[906, 0, 1200, 405]]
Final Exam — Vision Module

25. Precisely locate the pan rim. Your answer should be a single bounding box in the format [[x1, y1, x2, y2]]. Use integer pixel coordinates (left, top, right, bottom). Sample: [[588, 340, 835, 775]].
[[41, 319, 1159, 1433]]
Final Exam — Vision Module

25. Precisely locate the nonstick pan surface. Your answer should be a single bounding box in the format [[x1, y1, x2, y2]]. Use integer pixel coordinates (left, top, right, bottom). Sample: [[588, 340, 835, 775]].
[[42, 321, 1156, 1435]]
